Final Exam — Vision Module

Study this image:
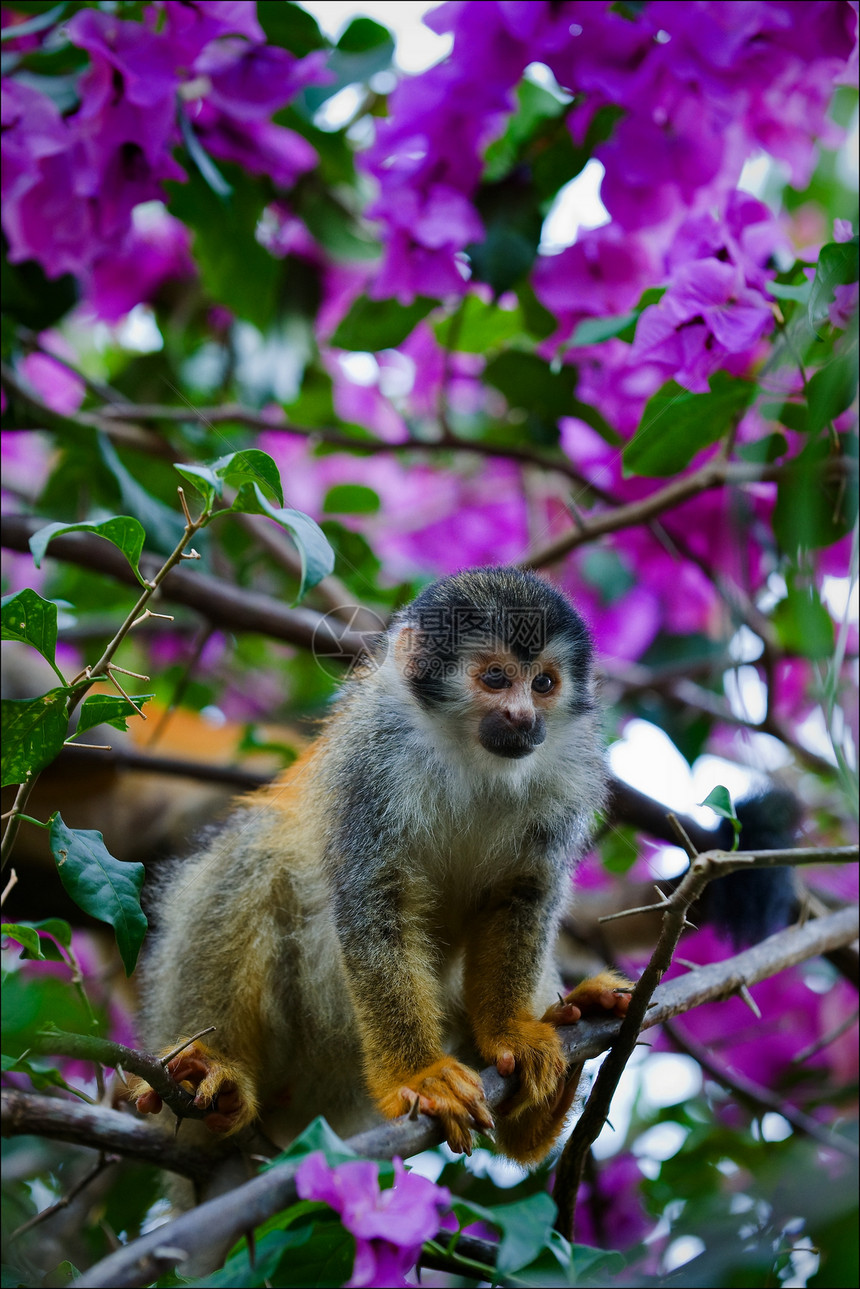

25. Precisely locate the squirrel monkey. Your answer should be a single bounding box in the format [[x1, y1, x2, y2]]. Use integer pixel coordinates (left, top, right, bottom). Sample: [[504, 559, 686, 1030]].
[[131, 567, 631, 1164]]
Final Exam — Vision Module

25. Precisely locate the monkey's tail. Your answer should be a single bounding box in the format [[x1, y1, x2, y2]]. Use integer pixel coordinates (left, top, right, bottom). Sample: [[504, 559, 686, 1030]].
[[697, 788, 801, 948]]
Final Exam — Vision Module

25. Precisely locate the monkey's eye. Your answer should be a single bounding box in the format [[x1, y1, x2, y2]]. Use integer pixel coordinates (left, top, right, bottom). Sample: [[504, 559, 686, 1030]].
[[532, 673, 555, 694], [480, 667, 510, 690]]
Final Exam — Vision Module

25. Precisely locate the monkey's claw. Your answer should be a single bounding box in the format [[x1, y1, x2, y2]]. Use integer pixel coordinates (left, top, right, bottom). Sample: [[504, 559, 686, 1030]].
[[130, 1039, 258, 1135], [557, 971, 634, 1021], [378, 1058, 493, 1156]]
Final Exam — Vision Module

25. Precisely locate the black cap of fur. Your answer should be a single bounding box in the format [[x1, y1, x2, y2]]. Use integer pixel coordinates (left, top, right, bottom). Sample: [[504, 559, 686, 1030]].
[[401, 566, 593, 712]]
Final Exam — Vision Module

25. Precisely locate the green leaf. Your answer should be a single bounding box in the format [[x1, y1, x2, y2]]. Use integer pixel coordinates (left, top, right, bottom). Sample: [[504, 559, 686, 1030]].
[[768, 280, 812, 304], [296, 187, 380, 263], [75, 693, 153, 737], [257, 0, 328, 56], [0, 250, 77, 331], [174, 462, 222, 507], [469, 174, 544, 297], [570, 309, 641, 347], [1, 688, 70, 786], [0, 3, 66, 42], [700, 785, 741, 849], [809, 237, 859, 333], [7, 917, 72, 957], [1, 924, 44, 958], [29, 517, 149, 587], [97, 435, 185, 555], [211, 449, 285, 506], [49, 814, 147, 974], [484, 351, 593, 445], [1, 1051, 87, 1100], [772, 585, 835, 660], [271, 1221, 355, 1288], [331, 294, 438, 351], [167, 165, 281, 330], [806, 350, 859, 434], [625, 373, 755, 477], [272, 1115, 358, 1166], [184, 1229, 309, 1288], [230, 484, 335, 599], [322, 484, 380, 515], [1, 588, 63, 679], [736, 431, 788, 463], [303, 16, 394, 112], [483, 76, 567, 184], [773, 434, 859, 551], [493, 1192, 558, 1277], [452, 1192, 557, 1279], [435, 294, 527, 353]]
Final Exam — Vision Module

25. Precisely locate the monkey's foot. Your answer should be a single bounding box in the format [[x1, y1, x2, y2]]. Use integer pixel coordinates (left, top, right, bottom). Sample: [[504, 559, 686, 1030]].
[[376, 1058, 493, 1156], [129, 1039, 259, 1135], [479, 1016, 567, 1118], [542, 970, 634, 1027]]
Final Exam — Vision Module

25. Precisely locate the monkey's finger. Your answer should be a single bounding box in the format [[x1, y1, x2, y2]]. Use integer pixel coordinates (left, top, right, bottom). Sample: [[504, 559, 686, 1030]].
[[168, 1054, 210, 1086], [135, 1088, 163, 1115], [495, 1050, 516, 1077], [436, 1110, 473, 1157], [542, 1001, 582, 1026]]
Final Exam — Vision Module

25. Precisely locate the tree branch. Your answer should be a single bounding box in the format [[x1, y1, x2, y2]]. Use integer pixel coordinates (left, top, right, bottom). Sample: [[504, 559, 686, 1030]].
[[7, 903, 853, 1288], [1, 513, 367, 656], [0, 1092, 216, 1181], [520, 455, 854, 569], [551, 858, 858, 1238]]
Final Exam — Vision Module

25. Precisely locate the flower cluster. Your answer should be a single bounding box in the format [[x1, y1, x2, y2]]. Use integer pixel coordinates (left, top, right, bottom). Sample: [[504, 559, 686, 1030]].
[[1, 1, 325, 304], [360, 0, 855, 316], [296, 1152, 451, 1289]]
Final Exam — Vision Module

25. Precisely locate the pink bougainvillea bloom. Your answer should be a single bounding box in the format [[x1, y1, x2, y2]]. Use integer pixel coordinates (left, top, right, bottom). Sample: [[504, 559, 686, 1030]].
[[296, 1153, 450, 1289], [829, 281, 859, 330], [87, 207, 195, 323]]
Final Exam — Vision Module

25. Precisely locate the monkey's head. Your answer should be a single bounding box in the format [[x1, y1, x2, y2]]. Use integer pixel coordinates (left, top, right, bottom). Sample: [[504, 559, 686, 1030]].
[[391, 566, 597, 766]]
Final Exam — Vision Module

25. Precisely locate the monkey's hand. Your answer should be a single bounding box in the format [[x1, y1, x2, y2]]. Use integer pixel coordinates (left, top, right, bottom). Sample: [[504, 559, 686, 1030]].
[[478, 1016, 567, 1118], [128, 1040, 259, 1135], [375, 1058, 494, 1156], [543, 970, 634, 1027]]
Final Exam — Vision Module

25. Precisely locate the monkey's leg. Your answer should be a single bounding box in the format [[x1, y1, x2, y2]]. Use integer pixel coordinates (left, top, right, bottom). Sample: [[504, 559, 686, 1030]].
[[333, 867, 493, 1155], [493, 972, 634, 1165], [464, 883, 571, 1118], [128, 1039, 259, 1135]]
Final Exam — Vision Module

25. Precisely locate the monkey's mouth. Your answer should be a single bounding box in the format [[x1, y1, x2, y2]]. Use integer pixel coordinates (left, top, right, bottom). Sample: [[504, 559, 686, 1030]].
[[479, 729, 545, 759]]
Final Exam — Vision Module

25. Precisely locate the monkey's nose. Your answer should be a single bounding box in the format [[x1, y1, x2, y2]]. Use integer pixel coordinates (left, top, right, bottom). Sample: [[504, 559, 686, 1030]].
[[502, 709, 536, 732]]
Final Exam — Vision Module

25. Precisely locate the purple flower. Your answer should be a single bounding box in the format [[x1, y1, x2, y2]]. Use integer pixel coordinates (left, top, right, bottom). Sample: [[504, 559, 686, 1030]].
[[86, 207, 195, 323], [533, 226, 657, 344], [829, 282, 859, 330], [634, 258, 773, 392], [296, 1153, 451, 1289]]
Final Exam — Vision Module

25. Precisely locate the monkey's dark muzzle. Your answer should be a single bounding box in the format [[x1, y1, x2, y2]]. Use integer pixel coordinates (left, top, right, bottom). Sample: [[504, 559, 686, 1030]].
[[479, 713, 547, 759]]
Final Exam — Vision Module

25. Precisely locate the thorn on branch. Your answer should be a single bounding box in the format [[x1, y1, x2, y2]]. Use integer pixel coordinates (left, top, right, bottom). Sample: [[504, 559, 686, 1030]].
[[667, 813, 700, 860], [106, 668, 146, 719], [131, 608, 175, 629], [178, 486, 193, 527], [738, 983, 762, 1019], [161, 1027, 217, 1066]]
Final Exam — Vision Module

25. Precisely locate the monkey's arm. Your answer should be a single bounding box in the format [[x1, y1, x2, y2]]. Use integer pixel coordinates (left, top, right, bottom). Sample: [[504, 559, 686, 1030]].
[[464, 878, 632, 1164], [331, 863, 493, 1155]]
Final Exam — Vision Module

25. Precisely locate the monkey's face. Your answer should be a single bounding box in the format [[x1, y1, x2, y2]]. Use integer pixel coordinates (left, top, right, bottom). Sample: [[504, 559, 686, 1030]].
[[469, 653, 559, 760]]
